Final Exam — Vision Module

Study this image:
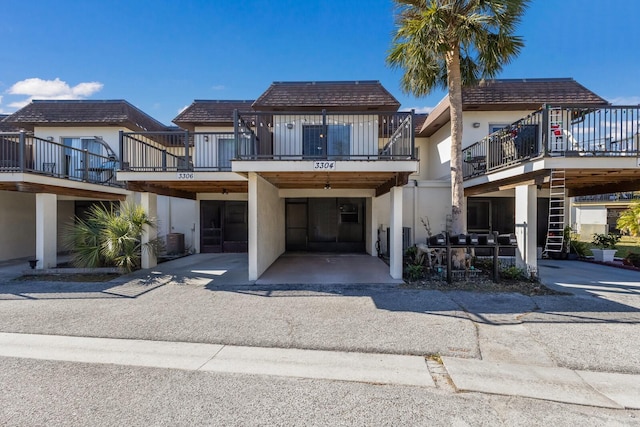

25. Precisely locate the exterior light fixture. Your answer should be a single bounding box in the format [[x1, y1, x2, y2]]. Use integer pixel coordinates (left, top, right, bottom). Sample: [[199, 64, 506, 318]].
[[222, 188, 229, 195], [286, 123, 294, 130], [472, 122, 481, 128], [324, 182, 331, 190]]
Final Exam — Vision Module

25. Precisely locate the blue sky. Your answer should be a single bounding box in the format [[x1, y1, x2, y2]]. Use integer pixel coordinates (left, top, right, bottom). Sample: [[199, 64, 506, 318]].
[[1, 0, 639, 125]]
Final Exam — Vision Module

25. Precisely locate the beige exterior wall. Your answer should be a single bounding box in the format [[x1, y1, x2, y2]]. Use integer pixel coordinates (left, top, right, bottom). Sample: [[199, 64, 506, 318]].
[[56, 200, 75, 250], [426, 110, 534, 180], [156, 196, 198, 252], [249, 173, 285, 279], [574, 205, 608, 237], [0, 191, 36, 260]]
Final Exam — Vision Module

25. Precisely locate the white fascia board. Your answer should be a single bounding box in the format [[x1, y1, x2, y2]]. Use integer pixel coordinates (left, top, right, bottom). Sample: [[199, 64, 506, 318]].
[[116, 171, 248, 182], [231, 160, 418, 173], [0, 172, 131, 196]]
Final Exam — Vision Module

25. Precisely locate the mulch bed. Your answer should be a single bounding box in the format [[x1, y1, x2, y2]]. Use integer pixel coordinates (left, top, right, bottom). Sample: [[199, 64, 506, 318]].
[[402, 275, 568, 296]]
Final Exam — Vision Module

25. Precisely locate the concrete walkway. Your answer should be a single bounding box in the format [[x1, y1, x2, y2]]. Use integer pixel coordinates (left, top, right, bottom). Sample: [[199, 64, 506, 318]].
[[0, 331, 637, 410]]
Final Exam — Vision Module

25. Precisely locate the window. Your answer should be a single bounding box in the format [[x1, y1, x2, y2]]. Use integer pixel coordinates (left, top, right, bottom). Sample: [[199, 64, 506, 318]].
[[218, 138, 235, 169], [303, 125, 351, 159], [62, 137, 101, 179], [489, 124, 510, 134]]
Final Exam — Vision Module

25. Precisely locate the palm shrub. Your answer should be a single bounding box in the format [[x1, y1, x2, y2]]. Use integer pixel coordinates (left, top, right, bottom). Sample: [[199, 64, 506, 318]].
[[62, 202, 159, 272], [616, 203, 640, 236]]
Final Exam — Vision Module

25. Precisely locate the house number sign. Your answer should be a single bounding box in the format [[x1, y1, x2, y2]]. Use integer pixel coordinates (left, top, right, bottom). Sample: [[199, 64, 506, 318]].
[[313, 161, 336, 170], [177, 172, 195, 180]]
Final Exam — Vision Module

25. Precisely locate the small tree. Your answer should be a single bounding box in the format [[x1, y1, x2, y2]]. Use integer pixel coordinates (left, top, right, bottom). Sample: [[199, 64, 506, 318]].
[[63, 202, 159, 272], [616, 203, 640, 236]]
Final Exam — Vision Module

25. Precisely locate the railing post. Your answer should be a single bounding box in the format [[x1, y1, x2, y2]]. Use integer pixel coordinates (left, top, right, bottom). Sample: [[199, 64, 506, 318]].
[[183, 130, 190, 171], [410, 109, 415, 160], [19, 131, 25, 171], [83, 149, 89, 182], [233, 109, 239, 160], [162, 150, 167, 170], [118, 130, 124, 165], [322, 109, 327, 158], [542, 104, 549, 156]]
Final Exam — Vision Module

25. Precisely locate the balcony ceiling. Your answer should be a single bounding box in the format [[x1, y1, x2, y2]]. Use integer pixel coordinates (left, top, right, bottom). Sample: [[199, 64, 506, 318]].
[[120, 172, 410, 199], [465, 166, 640, 197]]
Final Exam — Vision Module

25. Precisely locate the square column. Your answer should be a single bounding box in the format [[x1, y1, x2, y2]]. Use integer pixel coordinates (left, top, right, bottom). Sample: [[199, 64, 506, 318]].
[[140, 192, 158, 269], [248, 172, 258, 280], [389, 186, 403, 279], [36, 193, 57, 269], [515, 184, 537, 274]]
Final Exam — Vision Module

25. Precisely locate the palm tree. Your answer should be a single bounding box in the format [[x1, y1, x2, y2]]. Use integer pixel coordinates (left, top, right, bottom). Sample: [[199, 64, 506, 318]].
[[63, 202, 159, 272], [387, 0, 528, 266]]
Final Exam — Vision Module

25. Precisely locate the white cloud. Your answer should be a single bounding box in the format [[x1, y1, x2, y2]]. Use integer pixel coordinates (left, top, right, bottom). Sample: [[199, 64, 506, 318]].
[[6, 77, 103, 108], [402, 106, 435, 114], [608, 96, 640, 105], [211, 84, 225, 91], [177, 105, 189, 114]]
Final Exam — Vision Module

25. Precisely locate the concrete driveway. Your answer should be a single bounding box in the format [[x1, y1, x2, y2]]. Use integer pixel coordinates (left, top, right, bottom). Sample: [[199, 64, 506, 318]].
[[0, 255, 638, 373]]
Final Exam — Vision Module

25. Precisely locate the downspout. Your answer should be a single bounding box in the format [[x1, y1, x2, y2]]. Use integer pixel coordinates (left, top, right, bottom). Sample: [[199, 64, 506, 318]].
[[413, 179, 418, 245]]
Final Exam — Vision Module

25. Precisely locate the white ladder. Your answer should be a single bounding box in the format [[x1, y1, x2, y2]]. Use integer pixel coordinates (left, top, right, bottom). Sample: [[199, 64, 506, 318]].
[[544, 169, 566, 254]]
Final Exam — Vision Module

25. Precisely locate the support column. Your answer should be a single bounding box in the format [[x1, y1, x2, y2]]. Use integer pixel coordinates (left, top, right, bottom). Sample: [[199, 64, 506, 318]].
[[366, 197, 378, 256], [140, 192, 158, 269], [515, 184, 537, 275], [248, 172, 258, 281], [36, 193, 57, 269], [389, 186, 403, 279]]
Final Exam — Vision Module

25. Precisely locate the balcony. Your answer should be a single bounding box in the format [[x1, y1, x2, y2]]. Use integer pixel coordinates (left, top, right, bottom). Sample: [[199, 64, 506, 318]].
[[120, 111, 415, 174], [574, 192, 640, 203], [0, 132, 122, 187], [235, 110, 415, 161], [462, 105, 640, 179]]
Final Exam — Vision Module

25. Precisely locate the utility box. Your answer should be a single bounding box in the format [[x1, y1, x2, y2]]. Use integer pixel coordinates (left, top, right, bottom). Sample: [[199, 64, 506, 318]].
[[386, 227, 412, 256], [166, 233, 185, 255]]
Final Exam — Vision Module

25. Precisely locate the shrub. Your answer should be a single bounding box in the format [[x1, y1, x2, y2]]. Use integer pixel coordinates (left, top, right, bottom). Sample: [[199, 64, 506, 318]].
[[624, 253, 640, 268], [500, 265, 528, 281], [570, 240, 591, 257], [404, 264, 425, 281], [591, 233, 620, 249]]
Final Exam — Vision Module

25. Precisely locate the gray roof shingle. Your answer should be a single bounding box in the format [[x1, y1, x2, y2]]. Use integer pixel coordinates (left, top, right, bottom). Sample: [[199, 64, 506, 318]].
[[253, 81, 401, 111], [0, 114, 21, 132], [3, 100, 167, 132], [173, 100, 254, 127], [420, 78, 609, 136], [462, 78, 608, 108]]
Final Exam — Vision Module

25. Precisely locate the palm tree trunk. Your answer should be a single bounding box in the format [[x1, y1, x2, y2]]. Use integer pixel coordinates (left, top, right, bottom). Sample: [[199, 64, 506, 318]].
[[446, 47, 466, 269]]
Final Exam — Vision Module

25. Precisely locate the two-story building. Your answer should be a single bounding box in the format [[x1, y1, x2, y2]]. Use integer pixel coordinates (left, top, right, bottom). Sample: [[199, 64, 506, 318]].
[[3, 78, 637, 281]]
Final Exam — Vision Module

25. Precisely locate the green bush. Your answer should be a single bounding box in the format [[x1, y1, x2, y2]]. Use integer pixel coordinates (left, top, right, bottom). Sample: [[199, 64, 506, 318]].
[[591, 233, 620, 249], [500, 265, 528, 281], [624, 253, 640, 268], [404, 264, 425, 281]]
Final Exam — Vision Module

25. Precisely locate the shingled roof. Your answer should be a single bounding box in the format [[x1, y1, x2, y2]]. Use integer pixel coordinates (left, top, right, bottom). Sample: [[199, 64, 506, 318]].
[[253, 81, 401, 111], [0, 114, 21, 132], [4, 100, 167, 132], [173, 100, 254, 130], [420, 78, 609, 136]]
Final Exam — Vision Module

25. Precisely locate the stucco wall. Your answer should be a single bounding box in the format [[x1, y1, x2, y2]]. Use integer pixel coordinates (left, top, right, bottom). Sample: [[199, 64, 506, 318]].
[[0, 191, 36, 260], [156, 196, 198, 252], [575, 205, 608, 237], [426, 110, 534, 180], [249, 173, 285, 279], [56, 200, 75, 250]]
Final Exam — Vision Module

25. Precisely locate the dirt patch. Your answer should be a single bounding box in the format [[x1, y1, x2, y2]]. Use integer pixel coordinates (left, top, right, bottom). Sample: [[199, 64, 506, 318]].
[[402, 276, 569, 296], [14, 274, 121, 283]]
